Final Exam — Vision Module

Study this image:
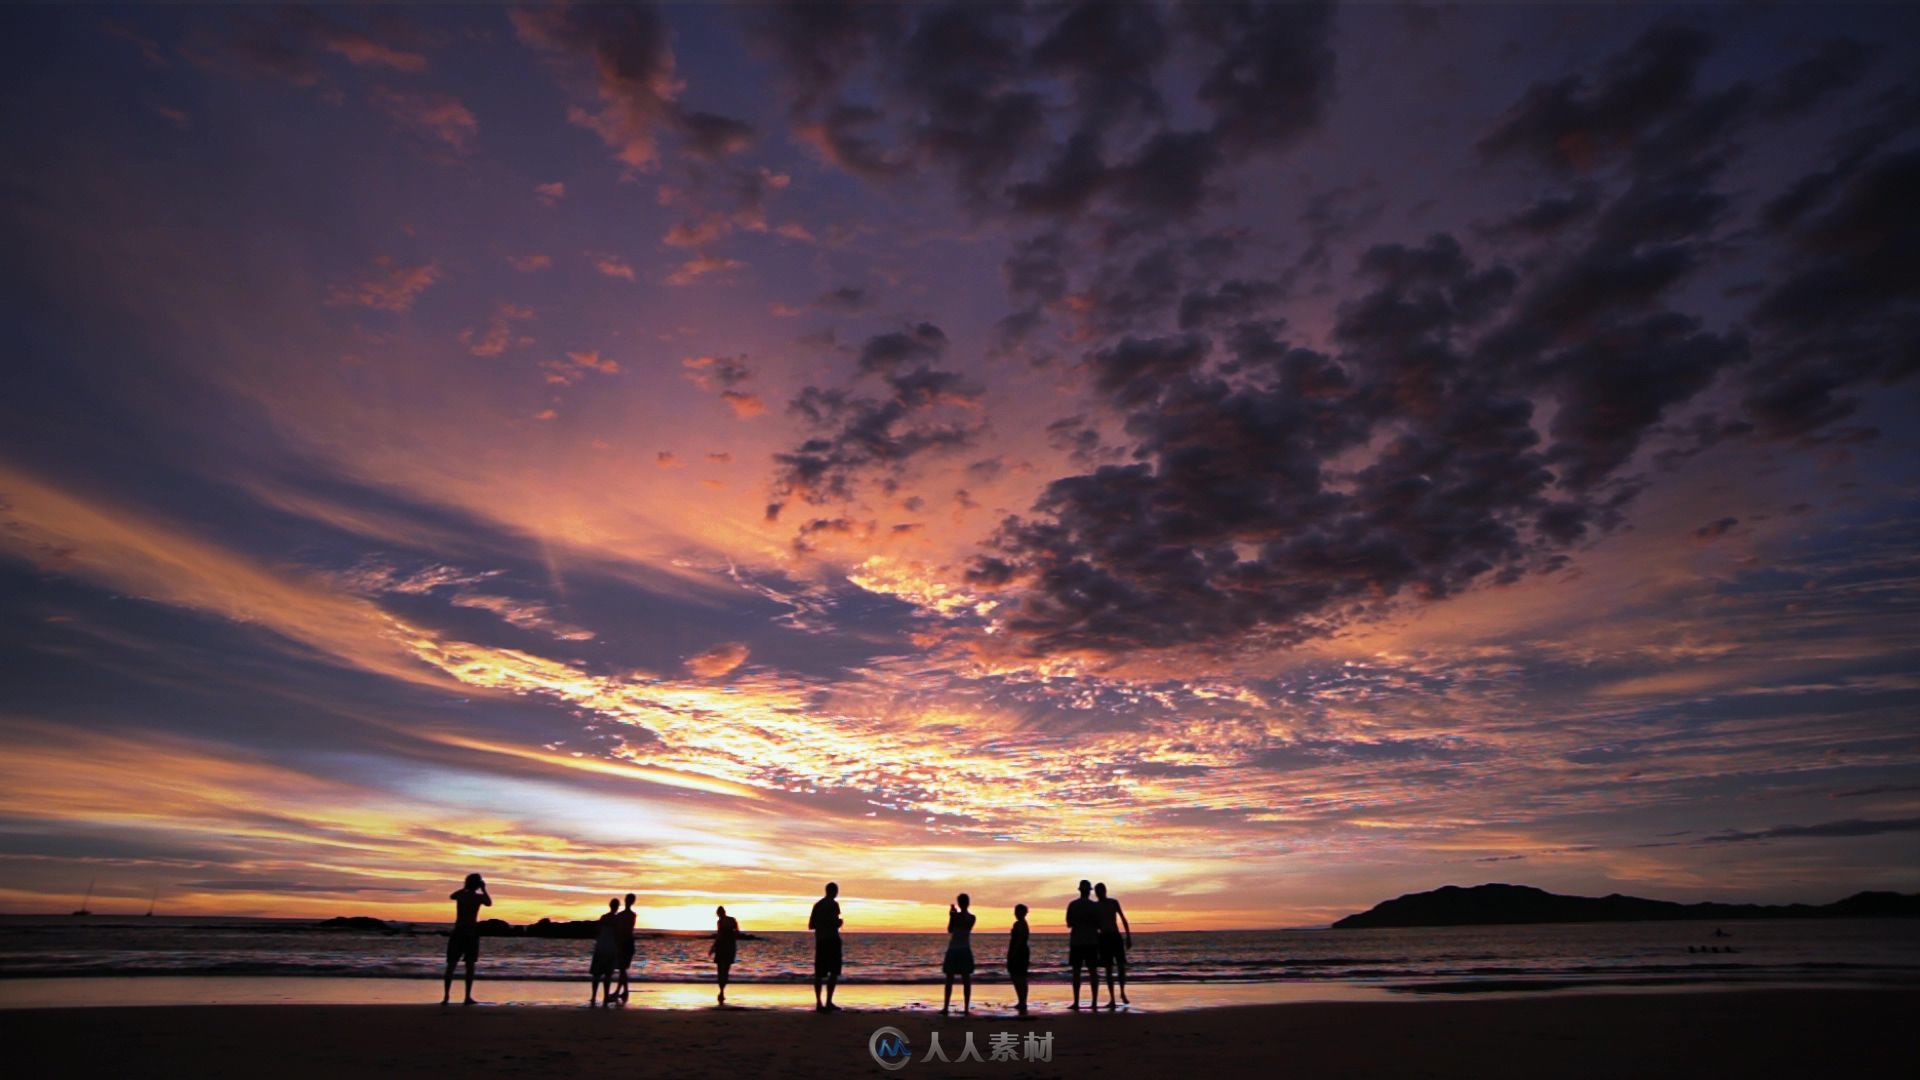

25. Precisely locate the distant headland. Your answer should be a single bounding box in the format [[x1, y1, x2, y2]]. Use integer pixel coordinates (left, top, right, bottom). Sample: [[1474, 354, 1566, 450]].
[[313, 915, 758, 940], [1331, 883, 1920, 929]]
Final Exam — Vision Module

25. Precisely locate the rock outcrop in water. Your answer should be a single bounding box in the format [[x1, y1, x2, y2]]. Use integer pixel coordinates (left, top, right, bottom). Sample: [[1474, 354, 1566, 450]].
[[314, 916, 399, 932], [1332, 884, 1920, 929]]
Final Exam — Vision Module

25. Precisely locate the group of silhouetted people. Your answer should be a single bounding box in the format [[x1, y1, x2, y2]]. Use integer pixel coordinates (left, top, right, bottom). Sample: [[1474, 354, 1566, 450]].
[[442, 875, 1134, 1012]]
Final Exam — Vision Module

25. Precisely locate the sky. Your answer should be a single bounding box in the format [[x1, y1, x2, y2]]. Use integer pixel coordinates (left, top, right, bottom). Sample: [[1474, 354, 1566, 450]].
[[1, 2, 1917, 931]]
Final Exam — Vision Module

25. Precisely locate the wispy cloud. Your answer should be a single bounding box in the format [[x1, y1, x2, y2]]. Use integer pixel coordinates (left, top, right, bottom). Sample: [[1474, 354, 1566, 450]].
[[326, 257, 441, 312]]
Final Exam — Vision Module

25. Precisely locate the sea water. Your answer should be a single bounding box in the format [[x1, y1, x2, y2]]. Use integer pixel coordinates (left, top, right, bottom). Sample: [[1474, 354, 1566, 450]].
[[1, 914, 1915, 1008]]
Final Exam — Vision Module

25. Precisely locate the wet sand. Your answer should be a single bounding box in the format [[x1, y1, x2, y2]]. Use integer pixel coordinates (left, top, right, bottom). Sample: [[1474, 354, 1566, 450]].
[[6, 987, 1914, 1078]]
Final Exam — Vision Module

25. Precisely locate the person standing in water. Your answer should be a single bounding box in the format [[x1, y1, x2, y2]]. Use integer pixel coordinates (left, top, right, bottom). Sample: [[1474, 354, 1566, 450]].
[[1065, 879, 1102, 1010], [613, 893, 638, 1003], [942, 893, 977, 1014], [588, 898, 621, 1006], [1093, 882, 1134, 1007], [709, 905, 740, 1005], [808, 882, 843, 1011], [1007, 903, 1032, 1016], [441, 873, 490, 1005]]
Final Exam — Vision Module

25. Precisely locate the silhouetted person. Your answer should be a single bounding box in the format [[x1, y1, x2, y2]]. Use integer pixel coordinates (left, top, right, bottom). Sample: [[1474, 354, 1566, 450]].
[[614, 893, 638, 1002], [1066, 879, 1101, 1009], [442, 873, 490, 1005], [589, 898, 620, 1006], [1093, 882, 1133, 1007], [709, 905, 739, 1004], [1008, 903, 1031, 1016], [809, 882, 843, 1011], [942, 893, 976, 1014]]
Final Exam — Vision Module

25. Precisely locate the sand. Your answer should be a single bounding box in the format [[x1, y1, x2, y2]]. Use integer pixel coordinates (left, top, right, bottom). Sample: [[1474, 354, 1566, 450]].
[[7, 988, 1913, 1078]]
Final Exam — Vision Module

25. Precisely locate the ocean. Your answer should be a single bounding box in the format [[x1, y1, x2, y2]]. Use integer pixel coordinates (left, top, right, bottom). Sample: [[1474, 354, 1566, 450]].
[[2, 915, 1916, 999]]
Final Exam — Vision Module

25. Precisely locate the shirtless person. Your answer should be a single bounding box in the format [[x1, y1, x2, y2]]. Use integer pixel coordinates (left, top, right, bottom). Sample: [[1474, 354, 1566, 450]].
[[442, 873, 491, 1005]]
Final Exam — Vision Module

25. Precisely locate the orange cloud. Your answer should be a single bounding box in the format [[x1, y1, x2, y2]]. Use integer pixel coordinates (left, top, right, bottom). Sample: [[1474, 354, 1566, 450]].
[[566, 349, 620, 375], [0, 463, 452, 691], [369, 87, 477, 155], [685, 642, 750, 678], [588, 252, 637, 281], [458, 301, 534, 356], [311, 23, 428, 73], [325, 257, 441, 312], [665, 254, 744, 286], [511, 5, 682, 173], [720, 390, 765, 417]]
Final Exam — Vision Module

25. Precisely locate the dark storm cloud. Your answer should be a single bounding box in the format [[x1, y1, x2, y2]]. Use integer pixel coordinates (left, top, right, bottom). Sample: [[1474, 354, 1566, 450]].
[[962, 8, 1798, 662], [1030, 0, 1170, 133], [1490, 188, 1601, 237], [769, 325, 983, 517], [898, 5, 1049, 203], [513, 2, 755, 169], [1183, 0, 1337, 158], [816, 285, 870, 313], [1701, 817, 1920, 844], [1759, 38, 1875, 119], [1043, 416, 1108, 467], [1692, 517, 1739, 541], [857, 322, 947, 374], [745, 9, 1919, 662], [1087, 334, 1210, 406], [1077, 246, 1184, 335], [1741, 83, 1920, 442], [1536, 314, 1745, 492], [755, 0, 907, 117], [677, 110, 756, 159], [1178, 279, 1285, 331], [974, 196, 1747, 656], [762, 2, 1337, 223], [1478, 21, 1714, 172], [996, 231, 1071, 347]]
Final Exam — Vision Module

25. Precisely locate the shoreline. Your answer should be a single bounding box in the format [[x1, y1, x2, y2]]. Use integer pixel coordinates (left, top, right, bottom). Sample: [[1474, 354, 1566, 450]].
[[2, 973, 1912, 1012], [5, 988, 1914, 1078]]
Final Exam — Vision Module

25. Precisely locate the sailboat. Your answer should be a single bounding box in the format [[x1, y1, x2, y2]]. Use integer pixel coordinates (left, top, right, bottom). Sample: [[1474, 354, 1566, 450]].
[[145, 886, 159, 917], [71, 880, 94, 917]]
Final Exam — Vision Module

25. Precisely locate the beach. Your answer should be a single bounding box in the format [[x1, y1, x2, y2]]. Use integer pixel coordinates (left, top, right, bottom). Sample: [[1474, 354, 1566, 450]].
[[7, 988, 1914, 1078]]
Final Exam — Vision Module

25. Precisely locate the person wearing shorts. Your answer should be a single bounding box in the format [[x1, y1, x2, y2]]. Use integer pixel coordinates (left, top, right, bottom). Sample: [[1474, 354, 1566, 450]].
[[1094, 881, 1134, 1007], [808, 882, 843, 1011], [1065, 879, 1102, 1009], [441, 873, 490, 1005]]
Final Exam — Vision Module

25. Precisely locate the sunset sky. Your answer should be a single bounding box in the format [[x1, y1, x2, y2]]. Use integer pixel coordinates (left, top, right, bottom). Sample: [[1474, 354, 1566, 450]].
[[2, 3, 1917, 931]]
